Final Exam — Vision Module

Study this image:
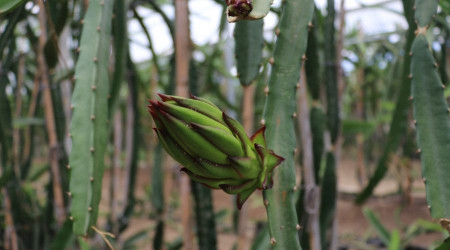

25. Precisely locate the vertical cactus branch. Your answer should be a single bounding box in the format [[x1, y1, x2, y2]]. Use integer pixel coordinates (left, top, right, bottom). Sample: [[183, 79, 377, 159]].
[[356, 0, 417, 204], [262, 0, 314, 249], [324, 0, 339, 144], [69, 0, 113, 235], [410, 0, 450, 227], [234, 17, 264, 250], [108, 0, 128, 116], [234, 19, 264, 86]]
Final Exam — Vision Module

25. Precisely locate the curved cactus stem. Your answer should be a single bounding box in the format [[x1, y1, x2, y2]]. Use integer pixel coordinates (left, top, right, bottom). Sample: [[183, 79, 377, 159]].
[[410, 0, 450, 224], [261, 0, 314, 249], [69, 0, 113, 235], [356, 0, 417, 204]]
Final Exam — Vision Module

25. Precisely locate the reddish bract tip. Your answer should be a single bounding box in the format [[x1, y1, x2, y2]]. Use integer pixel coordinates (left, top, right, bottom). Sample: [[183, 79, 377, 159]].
[[250, 126, 266, 142], [157, 93, 172, 102]]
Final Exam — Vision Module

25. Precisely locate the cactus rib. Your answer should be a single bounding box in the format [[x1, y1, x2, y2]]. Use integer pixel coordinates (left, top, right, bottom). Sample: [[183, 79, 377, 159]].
[[410, 0, 450, 223], [69, 0, 113, 235], [261, 0, 314, 248]]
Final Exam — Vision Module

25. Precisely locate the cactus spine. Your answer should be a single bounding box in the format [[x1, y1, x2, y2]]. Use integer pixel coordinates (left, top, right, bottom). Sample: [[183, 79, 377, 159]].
[[410, 0, 450, 224], [69, 0, 113, 235], [262, 0, 314, 248]]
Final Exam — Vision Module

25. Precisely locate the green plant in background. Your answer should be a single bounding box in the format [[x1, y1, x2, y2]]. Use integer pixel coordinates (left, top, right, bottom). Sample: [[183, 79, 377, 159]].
[[356, 0, 417, 205], [409, 0, 450, 233], [68, 0, 113, 236], [149, 94, 284, 208], [364, 208, 448, 249]]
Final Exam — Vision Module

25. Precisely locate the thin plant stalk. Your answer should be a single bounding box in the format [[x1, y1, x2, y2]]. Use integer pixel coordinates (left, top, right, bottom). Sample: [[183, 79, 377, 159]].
[[237, 83, 256, 250], [37, 0, 66, 225], [298, 68, 321, 250], [175, 0, 194, 248]]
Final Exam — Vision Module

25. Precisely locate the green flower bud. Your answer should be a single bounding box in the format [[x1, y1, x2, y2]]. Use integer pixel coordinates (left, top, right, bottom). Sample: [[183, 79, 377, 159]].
[[148, 93, 284, 208]]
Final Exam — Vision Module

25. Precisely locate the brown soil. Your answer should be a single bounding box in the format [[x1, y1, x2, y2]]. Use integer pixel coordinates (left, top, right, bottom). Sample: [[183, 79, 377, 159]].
[[98, 153, 445, 250]]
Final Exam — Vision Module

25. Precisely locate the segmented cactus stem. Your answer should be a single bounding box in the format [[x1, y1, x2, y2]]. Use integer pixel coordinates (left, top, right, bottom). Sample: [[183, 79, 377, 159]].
[[261, 0, 314, 248], [69, 0, 113, 236], [410, 0, 450, 223]]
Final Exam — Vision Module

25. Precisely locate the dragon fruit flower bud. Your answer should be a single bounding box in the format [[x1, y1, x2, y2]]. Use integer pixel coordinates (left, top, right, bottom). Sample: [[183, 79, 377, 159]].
[[148, 93, 284, 208]]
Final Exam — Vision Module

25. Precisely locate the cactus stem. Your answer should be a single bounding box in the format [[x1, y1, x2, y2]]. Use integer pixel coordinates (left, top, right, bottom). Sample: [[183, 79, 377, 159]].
[[296, 224, 301, 230], [270, 237, 276, 246], [264, 86, 269, 95], [269, 57, 274, 65], [260, 119, 266, 126]]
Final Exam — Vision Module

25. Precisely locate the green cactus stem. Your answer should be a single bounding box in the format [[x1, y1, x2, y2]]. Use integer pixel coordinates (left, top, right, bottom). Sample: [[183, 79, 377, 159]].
[[261, 0, 314, 248], [69, 0, 113, 236], [410, 0, 450, 225], [234, 19, 264, 86]]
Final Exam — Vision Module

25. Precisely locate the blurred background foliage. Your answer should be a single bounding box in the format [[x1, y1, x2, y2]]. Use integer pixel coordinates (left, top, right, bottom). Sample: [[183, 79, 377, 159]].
[[0, 0, 448, 249]]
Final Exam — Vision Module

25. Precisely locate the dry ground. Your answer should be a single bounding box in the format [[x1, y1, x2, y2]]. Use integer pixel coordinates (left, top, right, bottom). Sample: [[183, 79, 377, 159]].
[[97, 152, 446, 249]]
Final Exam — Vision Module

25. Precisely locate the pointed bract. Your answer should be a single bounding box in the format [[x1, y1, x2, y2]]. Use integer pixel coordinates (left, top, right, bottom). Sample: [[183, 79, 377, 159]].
[[149, 94, 283, 209]]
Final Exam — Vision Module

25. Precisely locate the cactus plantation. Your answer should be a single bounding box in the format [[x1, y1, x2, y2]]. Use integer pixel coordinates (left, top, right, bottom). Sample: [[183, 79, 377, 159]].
[[0, 0, 448, 249]]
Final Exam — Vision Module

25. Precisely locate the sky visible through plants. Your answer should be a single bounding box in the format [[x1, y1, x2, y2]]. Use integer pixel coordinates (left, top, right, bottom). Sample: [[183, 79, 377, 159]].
[[129, 0, 407, 63]]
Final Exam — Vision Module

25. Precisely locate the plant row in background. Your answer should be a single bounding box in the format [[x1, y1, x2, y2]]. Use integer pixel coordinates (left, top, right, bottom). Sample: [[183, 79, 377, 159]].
[[0, 0, 449, 249]]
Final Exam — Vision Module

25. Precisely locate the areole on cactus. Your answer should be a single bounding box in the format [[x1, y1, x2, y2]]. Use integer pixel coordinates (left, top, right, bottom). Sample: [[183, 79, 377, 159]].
[[148, 93, 284, 208]]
